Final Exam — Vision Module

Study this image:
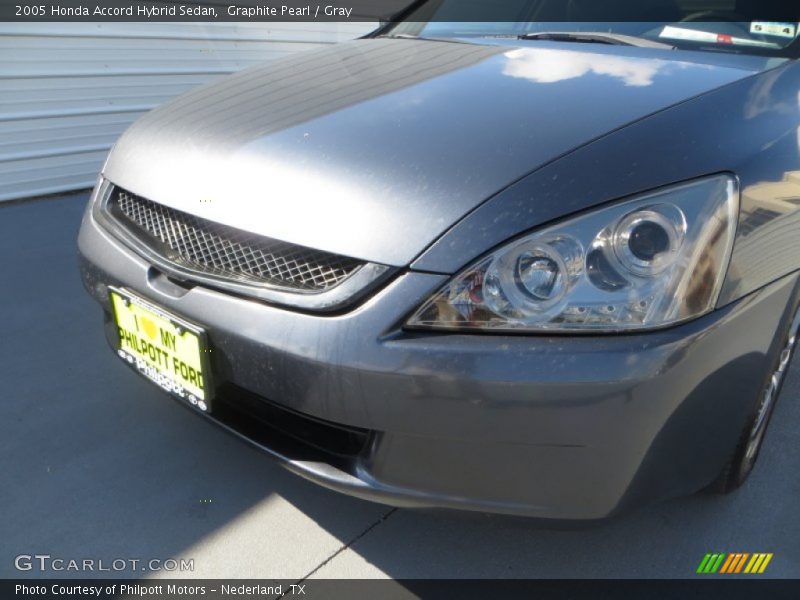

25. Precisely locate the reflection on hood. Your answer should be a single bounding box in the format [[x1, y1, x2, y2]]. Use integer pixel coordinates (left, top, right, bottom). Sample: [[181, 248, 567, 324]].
[[503, 47, 675, 87]]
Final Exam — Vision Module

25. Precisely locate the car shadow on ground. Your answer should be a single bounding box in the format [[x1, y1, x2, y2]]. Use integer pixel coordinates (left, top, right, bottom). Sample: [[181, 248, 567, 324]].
[[2, 195, 798, 582]]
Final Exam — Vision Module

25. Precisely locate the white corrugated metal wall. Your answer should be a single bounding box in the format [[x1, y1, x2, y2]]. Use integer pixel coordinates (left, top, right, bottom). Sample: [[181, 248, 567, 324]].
[[0, 22, 374, 202]]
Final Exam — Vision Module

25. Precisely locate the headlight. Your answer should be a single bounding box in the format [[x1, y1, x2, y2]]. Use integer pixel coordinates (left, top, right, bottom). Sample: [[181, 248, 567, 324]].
[[406, 174, 738, 332]]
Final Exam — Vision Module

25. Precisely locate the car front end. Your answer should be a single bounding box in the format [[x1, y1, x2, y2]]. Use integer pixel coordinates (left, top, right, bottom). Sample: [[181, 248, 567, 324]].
[[78, 12, 800, 520]]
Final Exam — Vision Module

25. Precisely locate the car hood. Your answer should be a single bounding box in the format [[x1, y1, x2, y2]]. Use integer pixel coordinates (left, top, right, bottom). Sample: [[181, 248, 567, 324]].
[[104, 38, 766, 267]]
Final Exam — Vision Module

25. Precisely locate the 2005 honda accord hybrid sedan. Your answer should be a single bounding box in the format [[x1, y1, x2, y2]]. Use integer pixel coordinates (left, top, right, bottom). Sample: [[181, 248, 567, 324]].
[[78, 0, 800, 520]]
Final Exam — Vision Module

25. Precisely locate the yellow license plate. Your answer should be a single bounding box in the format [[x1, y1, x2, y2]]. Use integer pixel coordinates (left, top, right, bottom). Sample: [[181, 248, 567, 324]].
[[110, 288, 212, 409]]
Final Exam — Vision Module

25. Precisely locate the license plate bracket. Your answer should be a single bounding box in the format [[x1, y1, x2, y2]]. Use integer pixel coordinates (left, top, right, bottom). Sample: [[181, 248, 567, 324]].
[[109, 287, 214, 411]]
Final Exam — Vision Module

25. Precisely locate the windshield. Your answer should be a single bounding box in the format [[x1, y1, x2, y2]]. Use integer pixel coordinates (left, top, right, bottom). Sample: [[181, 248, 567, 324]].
[[387, 0, 800, 57]]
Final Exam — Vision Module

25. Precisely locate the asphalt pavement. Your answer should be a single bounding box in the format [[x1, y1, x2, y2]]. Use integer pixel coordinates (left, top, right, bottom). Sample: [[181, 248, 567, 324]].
[[2, 193, 799, 580]]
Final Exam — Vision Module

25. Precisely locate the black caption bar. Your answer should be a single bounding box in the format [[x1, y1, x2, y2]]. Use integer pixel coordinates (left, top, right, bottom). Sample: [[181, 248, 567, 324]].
[[4, 579, 800, 600], [4, 0, 799, 22], [2, 0, 409, 21]]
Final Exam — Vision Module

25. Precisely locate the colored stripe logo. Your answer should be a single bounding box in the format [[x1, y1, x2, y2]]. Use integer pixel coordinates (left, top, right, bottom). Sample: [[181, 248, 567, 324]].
[[697, 553, 773, 574]]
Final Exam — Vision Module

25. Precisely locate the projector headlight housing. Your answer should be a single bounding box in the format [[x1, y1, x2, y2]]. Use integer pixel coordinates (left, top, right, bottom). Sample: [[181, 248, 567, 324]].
[[406, 174, 739, 333]]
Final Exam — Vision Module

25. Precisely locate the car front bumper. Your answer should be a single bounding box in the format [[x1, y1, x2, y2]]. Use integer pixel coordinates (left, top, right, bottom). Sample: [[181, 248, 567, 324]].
[[78, 198, 798, 520]]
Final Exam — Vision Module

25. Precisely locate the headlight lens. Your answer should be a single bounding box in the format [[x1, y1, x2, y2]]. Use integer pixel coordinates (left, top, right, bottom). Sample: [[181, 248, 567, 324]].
[[406, 174, 738, 332]]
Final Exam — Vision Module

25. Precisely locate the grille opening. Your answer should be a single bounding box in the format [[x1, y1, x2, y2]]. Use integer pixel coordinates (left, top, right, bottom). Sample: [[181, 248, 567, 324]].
[[214, 384, 372, 464], [108, 187, 364, 292]]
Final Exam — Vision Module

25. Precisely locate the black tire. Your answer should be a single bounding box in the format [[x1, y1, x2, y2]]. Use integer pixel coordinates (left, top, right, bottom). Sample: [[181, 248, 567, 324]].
[[709, 302, 800, 494]]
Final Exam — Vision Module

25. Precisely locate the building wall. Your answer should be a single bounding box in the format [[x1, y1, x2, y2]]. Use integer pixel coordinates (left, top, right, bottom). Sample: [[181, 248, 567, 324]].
[[0, 22, 373, 201]]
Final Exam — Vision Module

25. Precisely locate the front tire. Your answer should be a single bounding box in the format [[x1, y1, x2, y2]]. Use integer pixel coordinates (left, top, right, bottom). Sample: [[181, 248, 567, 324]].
[[710, 303, 800, 494]]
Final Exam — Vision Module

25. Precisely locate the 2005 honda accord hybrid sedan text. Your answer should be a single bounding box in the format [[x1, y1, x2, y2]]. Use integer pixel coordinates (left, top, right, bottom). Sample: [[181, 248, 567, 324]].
[[79, 0, 800, 520]]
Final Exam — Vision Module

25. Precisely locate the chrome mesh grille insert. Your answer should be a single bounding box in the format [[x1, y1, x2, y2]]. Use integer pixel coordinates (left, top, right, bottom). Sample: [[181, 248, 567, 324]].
[[110, 189, 363, 291]]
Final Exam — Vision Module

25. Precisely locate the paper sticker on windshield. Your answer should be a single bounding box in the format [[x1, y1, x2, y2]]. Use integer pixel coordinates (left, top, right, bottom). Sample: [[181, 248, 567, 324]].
[[750, 22, 797, 39]]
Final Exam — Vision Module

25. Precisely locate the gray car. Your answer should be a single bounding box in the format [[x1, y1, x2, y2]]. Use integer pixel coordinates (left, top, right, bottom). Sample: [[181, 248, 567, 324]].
[[79, 1, 800, 520]]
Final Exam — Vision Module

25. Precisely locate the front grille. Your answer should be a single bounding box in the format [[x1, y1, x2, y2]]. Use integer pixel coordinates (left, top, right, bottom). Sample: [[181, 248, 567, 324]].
[[109, 188, 364, 291]]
